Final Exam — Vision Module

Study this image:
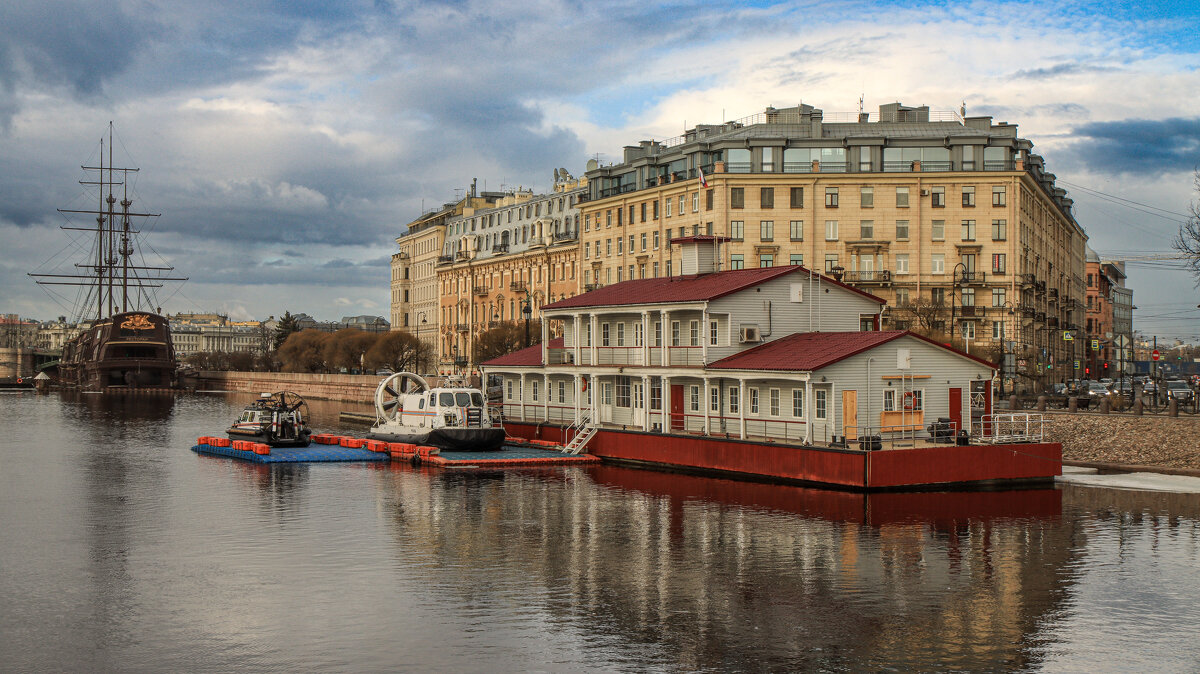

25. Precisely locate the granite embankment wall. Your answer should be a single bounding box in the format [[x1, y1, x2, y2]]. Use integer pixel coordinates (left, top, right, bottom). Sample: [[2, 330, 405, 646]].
[[194, 371, 379, 403], [1044, 412, 1200, 471]]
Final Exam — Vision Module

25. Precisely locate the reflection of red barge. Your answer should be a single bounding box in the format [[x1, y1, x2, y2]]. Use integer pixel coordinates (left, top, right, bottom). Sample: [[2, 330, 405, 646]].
[[483, 239, 1062, 491]]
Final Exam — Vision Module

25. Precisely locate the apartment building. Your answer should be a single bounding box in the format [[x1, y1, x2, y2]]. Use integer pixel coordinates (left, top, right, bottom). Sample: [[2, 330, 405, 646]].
[[391, 184, 505, 366], [1085, 251, 1133, 378], [436, 175, 585, 373], [578, 102, 1088, 388]]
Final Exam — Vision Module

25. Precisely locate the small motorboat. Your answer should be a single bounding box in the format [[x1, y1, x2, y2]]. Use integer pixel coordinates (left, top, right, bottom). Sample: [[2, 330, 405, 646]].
[[227, 391, 312, 447], [366, 372, 506, 451]]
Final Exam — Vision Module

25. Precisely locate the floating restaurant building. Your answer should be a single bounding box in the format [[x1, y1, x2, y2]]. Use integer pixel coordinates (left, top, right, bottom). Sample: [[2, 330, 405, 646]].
[[482, 237, 1059, 490]]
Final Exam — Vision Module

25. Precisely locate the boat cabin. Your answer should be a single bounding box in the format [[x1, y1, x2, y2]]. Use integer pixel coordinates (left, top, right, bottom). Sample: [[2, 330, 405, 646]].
[[397, 387, 491, 429]]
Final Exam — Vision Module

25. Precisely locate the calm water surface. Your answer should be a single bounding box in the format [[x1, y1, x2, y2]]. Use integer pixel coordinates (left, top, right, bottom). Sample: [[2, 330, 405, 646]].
[[2, 391, 1199, 672]]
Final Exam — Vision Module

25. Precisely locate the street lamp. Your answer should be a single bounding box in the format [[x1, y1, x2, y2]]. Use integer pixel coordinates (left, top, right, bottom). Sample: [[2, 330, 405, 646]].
[[950, 262, 967, 340], [416, 311, 427, 374], [997, 301, 1016, 396], [522, 297, 533, 348]]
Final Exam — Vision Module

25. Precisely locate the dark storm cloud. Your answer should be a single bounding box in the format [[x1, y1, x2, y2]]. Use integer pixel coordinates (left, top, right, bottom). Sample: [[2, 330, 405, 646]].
[[1062, 117, 1200, 175]]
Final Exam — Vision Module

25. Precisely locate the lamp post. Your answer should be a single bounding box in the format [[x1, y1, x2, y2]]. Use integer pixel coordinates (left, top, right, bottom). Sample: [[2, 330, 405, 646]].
[[522, 297, 533, 348], [997, 301, 1016, 396], [416, 311, 427, 374], [950, 262, 967, 340]]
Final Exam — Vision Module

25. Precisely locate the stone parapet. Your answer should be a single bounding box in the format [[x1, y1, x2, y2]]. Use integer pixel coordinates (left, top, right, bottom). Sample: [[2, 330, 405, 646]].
[[196, 371, 379, 403], [1043, 413, 1200, 470]]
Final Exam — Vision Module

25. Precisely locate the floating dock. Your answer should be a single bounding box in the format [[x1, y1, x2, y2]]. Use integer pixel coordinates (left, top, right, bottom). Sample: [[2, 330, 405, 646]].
[[191, 434, 597, 467]]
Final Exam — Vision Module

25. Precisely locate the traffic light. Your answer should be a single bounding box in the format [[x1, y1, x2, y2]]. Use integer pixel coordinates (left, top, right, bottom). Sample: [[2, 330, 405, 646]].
[[1085, 366, 1090, 375], [1103, 362, 1109, 370]]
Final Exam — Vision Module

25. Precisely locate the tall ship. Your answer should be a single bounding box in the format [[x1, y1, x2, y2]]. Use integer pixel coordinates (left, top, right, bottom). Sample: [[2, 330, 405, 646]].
[[30, 124, 186, 391]]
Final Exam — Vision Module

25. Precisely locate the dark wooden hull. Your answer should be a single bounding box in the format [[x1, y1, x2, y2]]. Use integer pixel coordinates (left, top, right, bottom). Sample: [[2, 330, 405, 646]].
[[58, 312, 178, 391]]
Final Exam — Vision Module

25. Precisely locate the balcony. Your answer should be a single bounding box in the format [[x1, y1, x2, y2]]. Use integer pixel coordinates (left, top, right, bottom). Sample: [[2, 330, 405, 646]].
[[984, 160, 1016, 171], [491, 243, 509, 254], [1048, 288, 1059, 301], [584, 283, 602, 292], [841, 270, 892, 284], [552, 230, 577, 242], [1020, 273, 1036, 286], [883, 161, 916, 172], [509, 281, 527, 294], [455, 250, 470, 260], [1020, 306, 1037, 318], [959, 270, 987, 285], [527, 236, 545, 248], [1047, 316, 1059, 328], [436, 254, 454, 265], [920, 161, 955, 172], [472, 287, 489, 297], [959, 305, 977, 317], [453, 357, 468, 367], [455, 323, 470, 333]]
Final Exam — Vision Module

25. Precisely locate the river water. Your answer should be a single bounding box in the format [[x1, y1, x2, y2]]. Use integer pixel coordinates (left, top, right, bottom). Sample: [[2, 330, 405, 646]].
[[2, 391, 1199, 672]]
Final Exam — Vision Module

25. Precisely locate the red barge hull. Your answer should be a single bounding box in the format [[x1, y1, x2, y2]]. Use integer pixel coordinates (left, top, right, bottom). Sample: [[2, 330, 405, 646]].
[[502, 422, 1062, 491]]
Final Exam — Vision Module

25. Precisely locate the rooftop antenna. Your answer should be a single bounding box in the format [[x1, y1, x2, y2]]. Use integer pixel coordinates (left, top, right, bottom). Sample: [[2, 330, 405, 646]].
[[960, 100, 966, 118], [858, 93, 864, 116]]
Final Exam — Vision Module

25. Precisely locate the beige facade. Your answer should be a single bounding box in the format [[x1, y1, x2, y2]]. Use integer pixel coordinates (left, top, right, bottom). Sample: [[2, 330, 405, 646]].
[[579, 103, 1088, 388], [391, 189, 505, 368], [435, 179, 585, 373]]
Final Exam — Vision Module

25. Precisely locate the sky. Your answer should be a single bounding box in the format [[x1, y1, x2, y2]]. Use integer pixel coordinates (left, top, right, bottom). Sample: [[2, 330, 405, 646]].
[[1, 0, 1198, 340]]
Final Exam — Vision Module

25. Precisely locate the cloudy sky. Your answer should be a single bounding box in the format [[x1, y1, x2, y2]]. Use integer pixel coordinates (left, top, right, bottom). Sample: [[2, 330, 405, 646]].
[[1, 0, 1198, 339]]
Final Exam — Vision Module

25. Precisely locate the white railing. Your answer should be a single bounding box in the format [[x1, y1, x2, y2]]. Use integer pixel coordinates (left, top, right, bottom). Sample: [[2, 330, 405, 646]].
[[562, 408, 596, 455], [848, 421, 959, 450], [973, 413, 1045, 444]]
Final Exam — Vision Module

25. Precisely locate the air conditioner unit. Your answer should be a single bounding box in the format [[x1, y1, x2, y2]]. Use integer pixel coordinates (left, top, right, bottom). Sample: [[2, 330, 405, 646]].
[[920, 189, 930, 196], [740, 326, 761, 343]]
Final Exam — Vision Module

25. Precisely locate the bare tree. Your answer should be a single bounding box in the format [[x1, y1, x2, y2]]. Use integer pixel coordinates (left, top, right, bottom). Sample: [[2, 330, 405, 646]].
[[1174, 169, 1200, 285]]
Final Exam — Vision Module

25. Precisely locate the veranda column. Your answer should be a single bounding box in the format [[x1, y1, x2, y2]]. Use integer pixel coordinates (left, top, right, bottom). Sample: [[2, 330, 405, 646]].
[[702, 376, 711, 435], [641, 311, 650, 366], [520, 373, 527, 421], [805, 379, 813, 444], [701, 308, 710, 364], [739, 377, 747, 439], [590, 314, 598, 367], [543, 373, 550, 421], [574, 373, 581, 422], [661, 375, 670, 432], [641, 374, 651, 431], [573, 314, 582, 364]]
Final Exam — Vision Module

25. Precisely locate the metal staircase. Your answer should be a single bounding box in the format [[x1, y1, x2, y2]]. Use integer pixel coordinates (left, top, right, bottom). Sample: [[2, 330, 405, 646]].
[[561, 409, 597, 455]]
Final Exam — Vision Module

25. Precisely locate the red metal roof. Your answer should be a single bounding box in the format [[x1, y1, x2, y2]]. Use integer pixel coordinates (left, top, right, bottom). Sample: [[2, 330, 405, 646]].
[[707, 330, 997, 372], [543, 266, 883, 310], [481, 337, 562, 367]]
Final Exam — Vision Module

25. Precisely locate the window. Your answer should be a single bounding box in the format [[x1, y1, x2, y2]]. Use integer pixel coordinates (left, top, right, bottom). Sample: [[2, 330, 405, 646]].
[[789, 220, 804, 241], [896, 253, 909, 274], [601, 322, 610, 346], [860, 220, 874, 239], [679, 195, 685, 213], [992, 253, 1006, 274], [629, 235, 634, 252], [730, 254, 744, 270], [709, 320, 718, 346], [729, 386, 740, 414], [962, 287, 975, 307], [790, 253, 803, 266], [617, 237, 623, 254], [993, 287, 1006, 306], [993, 320, 1006, 339], [932, 253, 945, 274], [606, 238, 612, 256], [896, 287, 910, 306], [759, 254, 774, 268], [665, 199, 672, 217], [961, 219, 976, 241], [962, 185, 975, 207], [749, 388, 759, 414], [532, 380, 539, 402], [931, 186, 945, 208], [651, 378, 662, 410], [815, 390, 827, 419], [634, 322, 643, 347], [910, 390, 924, 411], [761, 187, 774, 208], [654, 321, 662, 346], [762, 147, 775, 172], [706, 189, 714, 211], [711, 387, 720, 413], [895, 219, 910, 240], [769, 389, 780, 416], [760, 220, 774, 241], [883, 389, 896, 412], [506, 380, 513, 399], [653, 200, 659, 219], [961, 321, 975, 339], [671, 321, 681, 346], [896, 186, 909, 208], [992, 219, 1007, 241], [617, 208, 623, 227], [825, 219, 838, 240], [653, 230, 660, 249], [689, 320, 699, 346], [860, 186, 874, 207], [606, 210, 612, 227], [931, 287, 945, 305], [790, 187, 804, 208], [730, 220, 744, 241], [931, 219, 945, 240], [825, 187, 839, 207], [690, 385, 699, 411], [640, 232, 647, 251], [584, 214, 590, 231], [640, 202, 647, 222], [792, 389, 805, 417], [652, 261, 659, 276], [616, 322, 625, 346], [731, 187, 744, 209], [615, 377, 630, 407], [558, 381, 565, 403], [992, 185, 1006, 206], [825, 254, 839, 272]]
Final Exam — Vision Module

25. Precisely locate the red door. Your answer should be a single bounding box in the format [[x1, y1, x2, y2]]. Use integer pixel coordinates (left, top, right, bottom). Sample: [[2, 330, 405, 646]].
[[948, 387, 963, 436], [670, 385, 685, 431]]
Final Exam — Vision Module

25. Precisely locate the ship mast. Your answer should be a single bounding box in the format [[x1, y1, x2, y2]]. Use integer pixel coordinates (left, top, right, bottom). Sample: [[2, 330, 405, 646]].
[[29, 121, 187, 321]]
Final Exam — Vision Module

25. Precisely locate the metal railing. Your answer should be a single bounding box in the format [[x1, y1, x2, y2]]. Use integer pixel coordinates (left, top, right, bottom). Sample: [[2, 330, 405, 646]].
[[847, 420, 959, 450], [973, 413, 1045, 444], [841, 270, 891, 283]]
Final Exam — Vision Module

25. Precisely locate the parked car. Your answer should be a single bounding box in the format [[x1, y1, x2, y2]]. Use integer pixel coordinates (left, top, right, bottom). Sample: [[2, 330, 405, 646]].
[[1084, 382, 1112, 398], [1165, 380, 1194, 404]]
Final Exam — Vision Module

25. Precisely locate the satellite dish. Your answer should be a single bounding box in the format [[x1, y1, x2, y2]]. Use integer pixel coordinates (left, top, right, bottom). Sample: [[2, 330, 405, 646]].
[[585, 159, 598, 171]]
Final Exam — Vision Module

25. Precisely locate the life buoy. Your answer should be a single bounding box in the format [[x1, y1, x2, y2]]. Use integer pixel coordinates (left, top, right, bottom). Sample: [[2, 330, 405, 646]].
[[16, 377, 23, 384], [580, 376, 588, 392], [902, 391, 915, 411]]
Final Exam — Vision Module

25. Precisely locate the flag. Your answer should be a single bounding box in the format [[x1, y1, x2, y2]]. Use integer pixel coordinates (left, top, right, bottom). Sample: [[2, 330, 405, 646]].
[[698, 165, 708, 188]]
